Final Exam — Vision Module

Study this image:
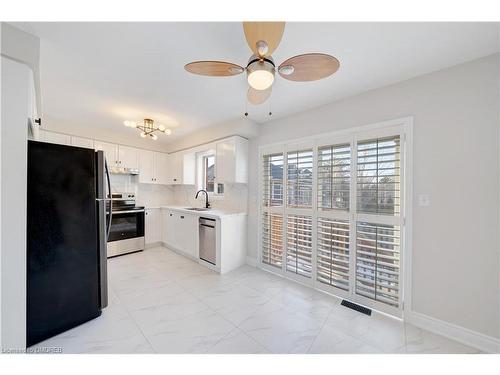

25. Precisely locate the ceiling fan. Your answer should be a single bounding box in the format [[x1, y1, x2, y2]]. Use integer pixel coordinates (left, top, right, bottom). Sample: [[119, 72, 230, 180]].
[[184, 22, 340, 107]]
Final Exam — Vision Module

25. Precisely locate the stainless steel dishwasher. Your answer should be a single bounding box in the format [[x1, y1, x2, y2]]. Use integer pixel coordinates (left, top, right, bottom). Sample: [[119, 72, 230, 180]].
[[199, 217, 216, 265]]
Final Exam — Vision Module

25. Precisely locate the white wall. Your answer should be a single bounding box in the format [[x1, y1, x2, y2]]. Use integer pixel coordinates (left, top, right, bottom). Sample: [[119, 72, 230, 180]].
[[0, 57, 30, 350], [247, 54, 500, 340]]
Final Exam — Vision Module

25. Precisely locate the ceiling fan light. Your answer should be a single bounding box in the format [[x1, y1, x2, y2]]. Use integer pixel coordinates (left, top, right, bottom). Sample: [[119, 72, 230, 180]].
[[247, 59, 275, 91], [164, 129, 172, 135], [140, 132, 146, 138], [158, 124, 166, 132], [248, 70, 274, 90], [151, 134, 158, 141]]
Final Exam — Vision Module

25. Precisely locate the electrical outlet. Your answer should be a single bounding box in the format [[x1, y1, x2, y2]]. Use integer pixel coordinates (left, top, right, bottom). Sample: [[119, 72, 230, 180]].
[[418, 194, 430, 207]]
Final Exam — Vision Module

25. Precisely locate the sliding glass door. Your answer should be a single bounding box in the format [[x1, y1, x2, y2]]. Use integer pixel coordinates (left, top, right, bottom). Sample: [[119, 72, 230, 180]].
[[259, 122, 407, 317]]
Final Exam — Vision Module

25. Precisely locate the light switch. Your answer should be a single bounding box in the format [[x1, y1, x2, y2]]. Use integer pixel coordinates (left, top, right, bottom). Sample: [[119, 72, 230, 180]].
[[418, 194, 430, 207]]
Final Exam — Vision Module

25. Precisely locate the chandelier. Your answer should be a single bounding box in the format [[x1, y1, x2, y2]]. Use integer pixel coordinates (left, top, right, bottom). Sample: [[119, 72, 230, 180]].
[[123, 118, 172, 140]]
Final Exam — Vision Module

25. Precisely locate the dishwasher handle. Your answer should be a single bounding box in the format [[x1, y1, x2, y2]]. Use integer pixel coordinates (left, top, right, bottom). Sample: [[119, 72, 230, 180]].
[[199, 217, 216, 227]]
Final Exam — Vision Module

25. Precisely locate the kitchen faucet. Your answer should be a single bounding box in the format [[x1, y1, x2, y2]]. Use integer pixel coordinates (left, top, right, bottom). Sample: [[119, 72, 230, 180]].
[[195, 189, 210, 209]]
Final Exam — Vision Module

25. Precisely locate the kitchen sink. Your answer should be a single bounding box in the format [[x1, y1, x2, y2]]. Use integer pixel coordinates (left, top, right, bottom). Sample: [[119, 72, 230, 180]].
[[184, 207, 211, 211]]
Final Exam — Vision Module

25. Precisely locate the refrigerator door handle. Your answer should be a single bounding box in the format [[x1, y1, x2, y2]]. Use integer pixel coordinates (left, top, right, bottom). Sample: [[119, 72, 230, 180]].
[[105, 159, 113, 240], [96, 150, 109, 309]]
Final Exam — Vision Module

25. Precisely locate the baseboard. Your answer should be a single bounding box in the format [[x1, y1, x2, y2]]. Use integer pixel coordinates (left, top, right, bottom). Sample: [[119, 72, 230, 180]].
[[405, 310, 500, 353], [145, 242, 162, 249], [245, 256, 257, 267]]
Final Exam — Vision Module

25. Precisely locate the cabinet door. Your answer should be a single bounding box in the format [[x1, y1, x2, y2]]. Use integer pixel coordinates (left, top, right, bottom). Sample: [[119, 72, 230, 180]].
[[155, 152, 169, 185], [216, 140, 231, 183], [168, 153, 182, 184], [95, 141, 118, 166], [145, 209, 161, 244], [118, 145, 139, 169], [138, 149, 155, 184], [182, 213, 198, 258], [41, 131, 71, 146], [216, 137, 248, 184], [71, 136, 94, 149], [163, 210, 177, 249]]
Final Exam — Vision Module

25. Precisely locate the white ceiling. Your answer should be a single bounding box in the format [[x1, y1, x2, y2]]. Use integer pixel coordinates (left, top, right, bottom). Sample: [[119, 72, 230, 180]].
[[19, 22, 499, 146]]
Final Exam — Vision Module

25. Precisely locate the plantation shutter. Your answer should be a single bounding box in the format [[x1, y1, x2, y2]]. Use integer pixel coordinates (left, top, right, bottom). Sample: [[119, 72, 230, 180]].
[[317, 218, 350, 291], [286, 215, 312, 278], [262, 153, 284, 207], [261, 212, 283, 269], [357, 136, 401, 215], [355, 222, 400, 307], [287, 149, 313, 208], [355, 134, 402, 309], [317, 144, 351, 211]]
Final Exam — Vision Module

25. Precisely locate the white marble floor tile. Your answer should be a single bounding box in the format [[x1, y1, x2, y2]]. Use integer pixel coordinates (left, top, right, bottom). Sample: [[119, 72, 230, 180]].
[[116, 281, 187, 311], [143, 309, 236, 353], [206, 328, 270, 354], [308, 326, 383, 354], [238, 301, 324, 353], [33, 246, 482, 354]]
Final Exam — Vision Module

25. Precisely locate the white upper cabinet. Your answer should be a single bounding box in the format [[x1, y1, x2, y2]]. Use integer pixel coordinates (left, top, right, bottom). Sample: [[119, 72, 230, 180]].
[[138, 149, 155, 183], [216, 136, 248, 184], [155, 152, 169, 185], [39, 130, 71, 146], [118, 145, 139, 169], [94, 141, 118, 166], [95, 141, 138, 169], [138, 149, 169, 185], [167, 152, 195, 185], [71, 136, 94, 149]]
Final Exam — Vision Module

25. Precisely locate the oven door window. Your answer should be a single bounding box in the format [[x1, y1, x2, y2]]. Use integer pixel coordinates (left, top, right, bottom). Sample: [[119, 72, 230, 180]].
[[108, 211, 145, 242]]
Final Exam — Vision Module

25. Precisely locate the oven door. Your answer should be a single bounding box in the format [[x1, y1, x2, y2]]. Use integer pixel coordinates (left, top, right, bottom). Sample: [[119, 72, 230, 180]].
[[108, 210, 145, 242]]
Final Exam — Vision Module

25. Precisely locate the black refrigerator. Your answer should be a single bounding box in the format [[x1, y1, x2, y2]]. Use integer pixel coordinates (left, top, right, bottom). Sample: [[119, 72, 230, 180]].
[[26, 140, 111, 347]]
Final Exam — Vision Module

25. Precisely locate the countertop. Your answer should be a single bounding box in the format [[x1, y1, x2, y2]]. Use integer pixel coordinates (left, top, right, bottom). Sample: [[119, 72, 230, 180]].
[[148, 205, 247, 219]]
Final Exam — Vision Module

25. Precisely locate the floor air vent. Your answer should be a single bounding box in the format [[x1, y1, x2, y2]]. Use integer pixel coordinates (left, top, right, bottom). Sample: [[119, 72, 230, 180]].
[[341, 300, 372, 316]]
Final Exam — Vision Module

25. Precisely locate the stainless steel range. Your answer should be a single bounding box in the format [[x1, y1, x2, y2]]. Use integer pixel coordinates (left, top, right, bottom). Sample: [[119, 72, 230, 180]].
[[107, 192, 145, 258]]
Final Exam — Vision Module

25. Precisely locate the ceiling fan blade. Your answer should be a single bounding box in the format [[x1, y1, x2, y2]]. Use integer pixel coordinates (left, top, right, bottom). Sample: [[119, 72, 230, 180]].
[[247, 86, 272, 105], [278, 53, 340, 82], [184, 61, 244, 77], [243, 22, 285, 57]]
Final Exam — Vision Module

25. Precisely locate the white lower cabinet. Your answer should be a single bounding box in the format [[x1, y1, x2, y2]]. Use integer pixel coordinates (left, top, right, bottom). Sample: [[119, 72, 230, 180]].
[[177, 212, 198, 258], [161, 209, 198, 259], [162, 209, 177, 249], [145, 208, 161, 245], [159, 208, 247, 273]]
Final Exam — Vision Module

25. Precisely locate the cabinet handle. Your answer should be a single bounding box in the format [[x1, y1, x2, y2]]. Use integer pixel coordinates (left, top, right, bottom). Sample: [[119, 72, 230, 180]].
[[180, 215, 184, 219], [169, 213, 173, 217], [173, 178, 177, 182]]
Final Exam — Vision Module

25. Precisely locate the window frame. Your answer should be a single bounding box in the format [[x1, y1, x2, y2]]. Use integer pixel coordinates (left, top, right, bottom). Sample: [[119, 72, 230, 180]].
[[196, 149, 222, 196], [258, 117, 412, 318]]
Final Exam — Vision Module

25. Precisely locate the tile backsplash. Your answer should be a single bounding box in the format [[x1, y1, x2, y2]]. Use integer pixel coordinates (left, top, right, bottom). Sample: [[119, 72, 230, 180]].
[[109, 173, 247, 212], [171, 183, 248, 213]]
